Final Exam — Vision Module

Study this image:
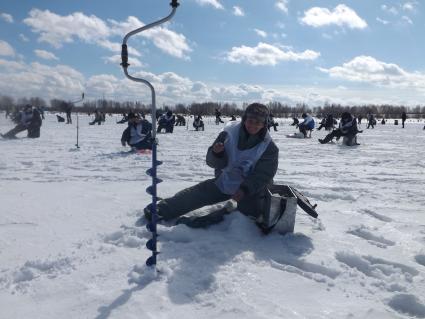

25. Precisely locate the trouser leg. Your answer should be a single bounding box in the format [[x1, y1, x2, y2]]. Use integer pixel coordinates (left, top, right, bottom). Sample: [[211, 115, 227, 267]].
[[2, 124, 27, 138], [320, 129, 339, 143], [157, 179, 230, 220]]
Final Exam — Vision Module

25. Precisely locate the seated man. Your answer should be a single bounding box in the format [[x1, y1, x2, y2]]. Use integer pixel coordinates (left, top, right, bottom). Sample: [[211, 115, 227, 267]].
[[193, 115, 204, 131], [175, 114, 186, 126], [317, 114, 335, 131], [267, 114, 278, 131], [298, 113, 315, 137], [2, 104, 42, 138], [89, 110, 103, 125], [157, 110, 175, 133], [290, 118, 299, 126], [117, 113, 128, 124], [121, 112, 152, 150], [144, 103, 279, 228], [319, 112, 362, 145]]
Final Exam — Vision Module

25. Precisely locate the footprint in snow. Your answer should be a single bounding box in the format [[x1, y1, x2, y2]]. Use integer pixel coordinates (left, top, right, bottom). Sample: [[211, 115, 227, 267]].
[[347, 225, 395, 248], [387, 294, 425, 318], [415, 254, 425, 267]]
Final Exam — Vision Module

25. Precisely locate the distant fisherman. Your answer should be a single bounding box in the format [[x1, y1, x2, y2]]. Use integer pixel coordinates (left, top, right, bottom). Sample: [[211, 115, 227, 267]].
[[1, 104, 42, 139], [121, 112, 153, 151]]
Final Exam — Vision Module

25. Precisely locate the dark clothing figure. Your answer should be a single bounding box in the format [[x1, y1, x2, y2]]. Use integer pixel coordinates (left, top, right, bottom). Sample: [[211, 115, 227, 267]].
[[230, 115, 237, 121], [367, 114, 376, 129], [175, 115, 186, 126], [145, 103, 279, 229], [290, 118, 299, 126], [319, 112, 361, 144], [357, 116, 362, 125], [317, 114, 335, 131], [56, 115, 65, 122], [2, 105, 42, 138], [298, 113, 315, 138], [89, 110, 103, 125], [193, 115, 204, 131], [117, 113, 128, 124], [65, 104, 72, 124], [121, 113, 152, 150], [401, 112, 407, 128], [215, 109, 224, 124], [381, 118, 386, 125], [157, 111, 175, 133], [267, 114, 278, 131]]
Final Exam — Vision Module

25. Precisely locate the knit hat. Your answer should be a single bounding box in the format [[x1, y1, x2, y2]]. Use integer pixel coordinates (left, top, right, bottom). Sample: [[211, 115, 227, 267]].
[[127, 112, 137, 120], [243, 103, 269, 124]]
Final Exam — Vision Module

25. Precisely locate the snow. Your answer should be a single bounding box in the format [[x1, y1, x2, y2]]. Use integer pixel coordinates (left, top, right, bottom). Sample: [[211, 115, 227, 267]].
[[0, 113, 424, 319]]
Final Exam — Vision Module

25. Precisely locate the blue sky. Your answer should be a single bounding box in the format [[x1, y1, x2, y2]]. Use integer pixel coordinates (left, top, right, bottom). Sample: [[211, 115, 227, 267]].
[[0, 0, 424, 106]]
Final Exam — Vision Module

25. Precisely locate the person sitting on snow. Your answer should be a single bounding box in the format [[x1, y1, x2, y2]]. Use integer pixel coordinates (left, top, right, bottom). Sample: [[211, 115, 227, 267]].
[[2, 104, 42, 139], [319, 112, 362, 144], [290, 117, 299, 126], [157, 110, 175, 133], [317, 114, 335, 131], [121, 112, 152, 150], [89, 109, 103, 125], [267, 113, 278, 131], [298, 113, 315, 138], [143, 103, 279, 229], [175, 114, 186, 126], [193, 115, 204, 131]]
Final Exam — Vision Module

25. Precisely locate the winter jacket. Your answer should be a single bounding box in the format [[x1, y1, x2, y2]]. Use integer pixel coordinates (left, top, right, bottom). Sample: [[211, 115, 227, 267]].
[[121, 120, 152, 146], [206, 122, 279, 196], [299, 115, 315, 130], [339, 116, 358, 136]]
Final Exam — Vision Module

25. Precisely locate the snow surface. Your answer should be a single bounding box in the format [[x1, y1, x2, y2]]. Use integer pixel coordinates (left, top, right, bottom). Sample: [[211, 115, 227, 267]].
[[1, 113, 425, 319]]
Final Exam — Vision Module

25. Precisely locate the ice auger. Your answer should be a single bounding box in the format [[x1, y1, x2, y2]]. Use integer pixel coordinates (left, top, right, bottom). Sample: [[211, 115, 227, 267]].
[[121, 0, 180, 267]]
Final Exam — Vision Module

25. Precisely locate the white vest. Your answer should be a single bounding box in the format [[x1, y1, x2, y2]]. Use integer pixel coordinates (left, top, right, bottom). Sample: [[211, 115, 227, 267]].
[[215, 122, 271, 195], [129, 123, 147, 145]]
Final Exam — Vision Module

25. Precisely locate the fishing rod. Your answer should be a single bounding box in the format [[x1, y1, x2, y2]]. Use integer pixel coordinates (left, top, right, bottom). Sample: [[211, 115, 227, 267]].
[[121, 0, 180, 268]]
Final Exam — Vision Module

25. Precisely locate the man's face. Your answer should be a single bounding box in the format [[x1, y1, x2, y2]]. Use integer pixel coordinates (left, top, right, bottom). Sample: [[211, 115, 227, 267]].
[[244, 116, 265, 135]]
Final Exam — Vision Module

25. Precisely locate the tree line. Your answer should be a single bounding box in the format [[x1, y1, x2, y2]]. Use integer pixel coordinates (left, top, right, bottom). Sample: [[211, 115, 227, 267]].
[[0, 95, 424, 119]]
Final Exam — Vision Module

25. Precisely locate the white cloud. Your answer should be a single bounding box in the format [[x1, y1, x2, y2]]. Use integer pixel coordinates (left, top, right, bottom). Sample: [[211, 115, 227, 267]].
[[381, 5, 398, 15], [376, 17, 389, 25], [233, 6, 245, 17], [318, 55, 425, 91], [34, 49, 59, 60], [300, 4, 367, 29], [254, 29, 267, 38], [402, 2, 417, 11], [24, 9, 110, 48], [0, 13, 14, 23], [401, 15, 413, 24], [19, 34, 30, 42], [275, 0, 289, 14], [195, 0, 224, 10], [0, 40, 15, 56], [0, 60, 84, 99], [24, 9, 191, 59], [225, 42, 320, 66], [109, 16, 192, 59], [1, 57, 424, 106]]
